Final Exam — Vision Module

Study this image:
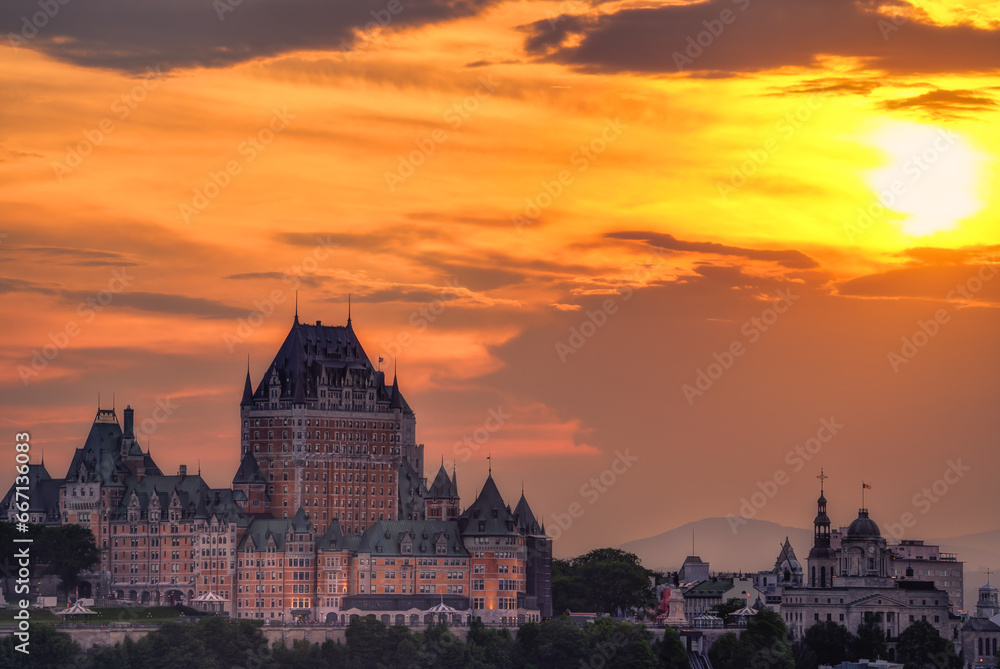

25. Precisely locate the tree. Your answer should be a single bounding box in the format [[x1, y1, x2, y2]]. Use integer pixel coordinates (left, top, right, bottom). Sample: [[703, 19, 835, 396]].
[[709, 610, 793, 669], [467, 619, 514, 669], [800, 620, 853, 668], [553, 548, 656, 615], [708, 632, 749, 669], [742, 609, 795, 669], [657, 625, 691, 669], [584, 617, 658, 669], [0, 623, 81, 668], [895, 620, 962, 669], [851, 613, 888, 662], [34, 524, 100, 598]]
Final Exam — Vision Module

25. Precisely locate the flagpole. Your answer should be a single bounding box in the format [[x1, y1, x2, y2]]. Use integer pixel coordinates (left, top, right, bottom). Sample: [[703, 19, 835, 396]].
[[862, 481, 865, 510]]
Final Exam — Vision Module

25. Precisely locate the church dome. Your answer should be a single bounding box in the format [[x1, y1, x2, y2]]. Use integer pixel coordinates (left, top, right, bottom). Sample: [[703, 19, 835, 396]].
[[846, 509, 881, 538]]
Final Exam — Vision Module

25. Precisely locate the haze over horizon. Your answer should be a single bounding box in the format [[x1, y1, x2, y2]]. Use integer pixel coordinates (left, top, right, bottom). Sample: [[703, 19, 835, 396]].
[[2, 0, 999, 562]]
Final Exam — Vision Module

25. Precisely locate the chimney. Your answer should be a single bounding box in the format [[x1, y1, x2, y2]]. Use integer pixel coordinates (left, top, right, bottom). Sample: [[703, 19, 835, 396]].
[[123, 405, 134, 438], [179, 464, 187, 479], [137, 463, 145, 481]]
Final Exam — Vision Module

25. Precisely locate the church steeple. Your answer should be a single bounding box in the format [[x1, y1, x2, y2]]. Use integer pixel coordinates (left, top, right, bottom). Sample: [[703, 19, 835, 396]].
[[807, 468, 837, 588]]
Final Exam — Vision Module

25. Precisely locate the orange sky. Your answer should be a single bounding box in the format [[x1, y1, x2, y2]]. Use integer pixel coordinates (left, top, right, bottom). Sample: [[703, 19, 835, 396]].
[[1, 0, 999, 560]]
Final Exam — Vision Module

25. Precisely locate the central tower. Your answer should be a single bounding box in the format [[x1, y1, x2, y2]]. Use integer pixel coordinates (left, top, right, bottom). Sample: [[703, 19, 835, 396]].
[[807, 469, 837, 588], [237, 312, 424, 534]]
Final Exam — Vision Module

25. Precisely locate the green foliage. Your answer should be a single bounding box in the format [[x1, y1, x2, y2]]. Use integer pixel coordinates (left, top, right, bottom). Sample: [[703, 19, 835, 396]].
[[894, 620, 962, 669], [0, 522, 100, 601], [851, 613, 888, 662], [553, 548, 656, 615], [657, 625, 691, 669], [0, 623, 81, 669], [797, 620, 853, 669], [708, 610, 793, 669], [0, 610, 699, 669]]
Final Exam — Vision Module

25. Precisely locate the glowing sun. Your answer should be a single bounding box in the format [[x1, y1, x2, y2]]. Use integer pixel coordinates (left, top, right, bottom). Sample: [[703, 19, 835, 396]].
[[866, 121, 986, 237]]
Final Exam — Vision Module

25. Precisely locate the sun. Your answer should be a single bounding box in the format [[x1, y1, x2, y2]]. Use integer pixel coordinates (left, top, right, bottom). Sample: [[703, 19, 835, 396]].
[[865, 121, 986, 237]]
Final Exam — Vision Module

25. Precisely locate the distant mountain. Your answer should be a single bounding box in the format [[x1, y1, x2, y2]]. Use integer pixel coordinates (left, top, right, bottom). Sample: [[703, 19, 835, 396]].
[[620, 517, 812, 573], [619, 518, 1000, 613]]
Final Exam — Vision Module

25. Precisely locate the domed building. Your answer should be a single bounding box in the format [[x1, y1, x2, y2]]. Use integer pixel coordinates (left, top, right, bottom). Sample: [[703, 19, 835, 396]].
[[781, 474, 959, 653]]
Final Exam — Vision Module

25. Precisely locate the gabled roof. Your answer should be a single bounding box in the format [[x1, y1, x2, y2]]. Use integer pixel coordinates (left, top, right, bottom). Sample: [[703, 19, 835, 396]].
[[64, 408, 162, 484], [233, 451, 266, 485], [458, 474, 517, 536], [428, 463, 458, 500], [963, 618, 1000, 632], [112, 474, 249, 526], [356, 520, 469, 557], [0, 463, 62, 522], [239, 518, 294, 552], [317, 518, 353, 551]]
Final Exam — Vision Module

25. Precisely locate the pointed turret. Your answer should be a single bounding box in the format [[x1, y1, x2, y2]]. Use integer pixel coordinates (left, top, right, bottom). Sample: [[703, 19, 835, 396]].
[[428, 463, 459, 499], [241, 368, 254, 407], [233, 451, 266, 485], [514, 491, 543, 536], [458, 473, 517, 536], [291, 506, 310, 532]]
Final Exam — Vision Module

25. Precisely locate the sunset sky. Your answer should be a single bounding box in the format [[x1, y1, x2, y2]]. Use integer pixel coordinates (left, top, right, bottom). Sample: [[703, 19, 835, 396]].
[[2, 0, 999, 560]]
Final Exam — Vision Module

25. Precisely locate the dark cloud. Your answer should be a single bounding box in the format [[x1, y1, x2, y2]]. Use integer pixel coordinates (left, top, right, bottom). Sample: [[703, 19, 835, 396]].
[[880, 89, 998, 117], [225, 271, 326, 288], [521, 0, 1000, 77], [902, 246, 1000, 266], [837, 263, 1000, 302], [605, 231, 819, 269], [57, 290, 248, 319], [0, 276, 59, 295], [0, 245, 138, 267], [775, 78, 883, 97], [0, 0, 501, 73]]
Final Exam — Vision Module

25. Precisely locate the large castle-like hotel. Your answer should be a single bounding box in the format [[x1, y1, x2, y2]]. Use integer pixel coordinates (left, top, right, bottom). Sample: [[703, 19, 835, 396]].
[[2, 312, 553, 624]]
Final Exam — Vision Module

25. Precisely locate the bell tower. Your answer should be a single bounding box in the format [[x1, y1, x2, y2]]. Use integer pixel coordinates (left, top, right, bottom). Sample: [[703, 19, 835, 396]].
[[807, 469, 837, 588]]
